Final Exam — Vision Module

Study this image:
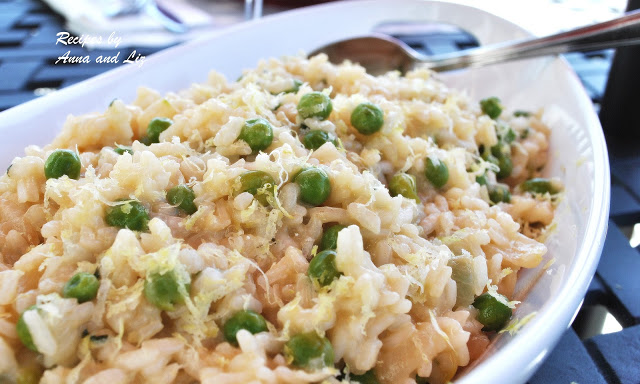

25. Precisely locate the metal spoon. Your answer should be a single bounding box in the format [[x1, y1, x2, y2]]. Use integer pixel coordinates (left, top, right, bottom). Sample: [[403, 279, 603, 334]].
[[310, 9, 640, 75]]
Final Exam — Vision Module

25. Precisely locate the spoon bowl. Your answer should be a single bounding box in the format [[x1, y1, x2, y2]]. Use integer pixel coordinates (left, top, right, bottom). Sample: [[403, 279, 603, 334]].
[[310, 9, 640, 74], [309, 34, 420, 75]]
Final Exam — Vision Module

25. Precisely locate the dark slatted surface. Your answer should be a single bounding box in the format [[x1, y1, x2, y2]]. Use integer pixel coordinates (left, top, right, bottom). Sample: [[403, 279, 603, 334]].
[[530, 329, 607, 384], [0, 0, 168, 112], [2, 1, 640, 383]]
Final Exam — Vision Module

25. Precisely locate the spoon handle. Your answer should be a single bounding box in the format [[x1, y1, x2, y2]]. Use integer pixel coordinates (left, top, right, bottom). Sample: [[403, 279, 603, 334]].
[[424, 9, 640, 71]]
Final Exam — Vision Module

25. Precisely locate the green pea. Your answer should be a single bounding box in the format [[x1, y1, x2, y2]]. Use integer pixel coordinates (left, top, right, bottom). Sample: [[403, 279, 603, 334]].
[[308, 250, 341, 287], [238, 118, 274, 153], [144, 270, 187, 311], [238, 170, 276, 206], [303, 130, 338, 150], [488, 184, 511, 204], [271, 79, 303, 95], [147, 117, 173, 144], [350, 370, 379, 384], [319, 224, 346, 251], [483, 153, 499, 170], [496, 122, 516, 144], [503, 127, 516, 144], [389, 173, 420, 202], [113, 145, 133, 155], [62, 272, 99, 303], [490, 144, 513, 179], [167, 184, 197, 215], [480, 97, 502, 119], [239, 171, 275, 195], [514, 110, 531, 117], [297, 92, 333, 120], [16, 306, 38, 352], [44, 149, 81, 180], [490, 142, 505, 158], [481, 146, 501, 177], [294, 168, 331, 206], [286, 79, 303, 94], [284, 332, 334, 369], [223, 310, 269, 345], [472, 292, 512, 332], [351, 102, 384, 135], [476, 173, 488, 186], [139, 136, 153, 146], [105, 199, 149, 231], [521, 178, 560, 195], [425, 157, 449, 189], [496, 154, 512, 179]]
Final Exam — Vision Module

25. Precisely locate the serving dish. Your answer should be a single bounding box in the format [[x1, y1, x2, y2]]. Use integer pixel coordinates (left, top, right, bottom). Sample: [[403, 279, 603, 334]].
[[0, 0, 609, 382]]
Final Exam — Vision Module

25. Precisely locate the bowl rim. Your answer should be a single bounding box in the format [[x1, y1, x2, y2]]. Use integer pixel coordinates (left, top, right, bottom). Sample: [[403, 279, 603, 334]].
[[0, 1, 610, 383]]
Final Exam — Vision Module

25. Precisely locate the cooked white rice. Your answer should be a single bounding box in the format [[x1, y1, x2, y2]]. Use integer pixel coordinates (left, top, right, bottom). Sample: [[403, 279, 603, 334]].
[[0, 54, 558, 384]]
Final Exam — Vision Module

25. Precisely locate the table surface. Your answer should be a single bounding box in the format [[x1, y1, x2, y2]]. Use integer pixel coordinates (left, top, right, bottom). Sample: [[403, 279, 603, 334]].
[[1, 1, 640, 383]]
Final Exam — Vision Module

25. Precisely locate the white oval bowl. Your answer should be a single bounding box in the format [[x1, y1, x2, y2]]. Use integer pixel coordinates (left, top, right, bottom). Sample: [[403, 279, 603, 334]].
[[0, 1, 609, 383]]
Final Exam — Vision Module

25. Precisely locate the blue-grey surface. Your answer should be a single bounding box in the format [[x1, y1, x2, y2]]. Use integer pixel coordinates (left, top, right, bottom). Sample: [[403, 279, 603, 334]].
[[612, 158, 640, 201], [588, 325, 640, 384], [610, 184, 640, 225], [596, 221, 640, 325], [529, 328, 607, 384]]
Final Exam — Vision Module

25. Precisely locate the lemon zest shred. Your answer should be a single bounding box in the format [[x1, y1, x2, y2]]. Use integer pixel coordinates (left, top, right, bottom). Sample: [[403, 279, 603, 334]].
[[268, 184, 293, 219], [499, 268, 513, 280], [543, 258, 556, 270], [172, 332, 190, 345], [499, 311, 537, 336], [185, 206, 205, 231], [277, 304, 297, 342], [486, 280, 520, 309], [181, 292, 207, 347], [66, 337, 92, 384], [240, 199, 259, 221], [204, 137, 216, 148], [269, 148, 291, 188]]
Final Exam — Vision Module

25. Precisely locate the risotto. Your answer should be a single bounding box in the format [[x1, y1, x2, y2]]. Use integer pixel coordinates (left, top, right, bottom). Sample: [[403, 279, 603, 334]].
[[0, 54, 561, 384]]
